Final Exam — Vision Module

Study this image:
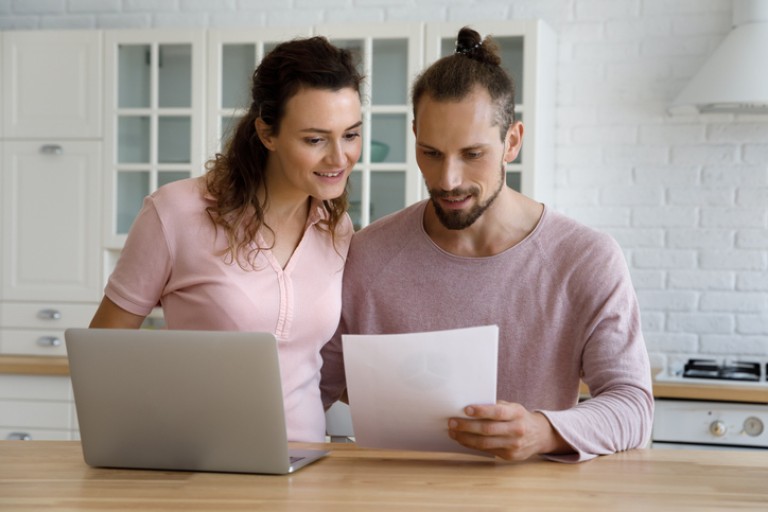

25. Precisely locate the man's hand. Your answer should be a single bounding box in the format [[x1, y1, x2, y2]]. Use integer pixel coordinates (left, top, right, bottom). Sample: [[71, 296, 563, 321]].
[[447, 400, 572, 461]]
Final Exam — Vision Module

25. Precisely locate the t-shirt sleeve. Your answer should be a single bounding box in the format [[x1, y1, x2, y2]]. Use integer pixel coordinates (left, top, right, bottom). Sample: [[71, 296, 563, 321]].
[[104, 196, 173, 317]]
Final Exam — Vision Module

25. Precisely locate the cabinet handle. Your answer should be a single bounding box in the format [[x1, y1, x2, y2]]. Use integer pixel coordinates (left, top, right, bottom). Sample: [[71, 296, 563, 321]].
[[37, 309, 62, 320], [37, 336, 63, 348], [6, 432, 32, 441], [40, 144, 64, 155]]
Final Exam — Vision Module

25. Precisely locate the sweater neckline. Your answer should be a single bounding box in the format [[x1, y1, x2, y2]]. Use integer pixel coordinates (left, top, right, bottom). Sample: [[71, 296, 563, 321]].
[[416, 200, 548, 261]]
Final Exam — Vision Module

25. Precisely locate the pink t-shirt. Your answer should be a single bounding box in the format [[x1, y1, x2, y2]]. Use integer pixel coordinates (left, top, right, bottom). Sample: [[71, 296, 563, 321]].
[[321, 201, 653, 462], [106, 177, 352, 442]]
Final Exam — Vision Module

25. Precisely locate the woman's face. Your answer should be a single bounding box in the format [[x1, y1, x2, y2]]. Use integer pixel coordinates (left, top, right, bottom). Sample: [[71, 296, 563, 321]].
[[259, 86, 362, 202]]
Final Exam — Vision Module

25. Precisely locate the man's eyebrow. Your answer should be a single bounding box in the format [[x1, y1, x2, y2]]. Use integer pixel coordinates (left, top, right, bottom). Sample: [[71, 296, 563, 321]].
[[300, 120, 363, 134], [417, 141, 488, 151]]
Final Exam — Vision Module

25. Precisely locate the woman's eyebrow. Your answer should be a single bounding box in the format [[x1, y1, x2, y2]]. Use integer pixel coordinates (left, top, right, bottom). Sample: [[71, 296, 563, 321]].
[[300, 120, 363, 134]]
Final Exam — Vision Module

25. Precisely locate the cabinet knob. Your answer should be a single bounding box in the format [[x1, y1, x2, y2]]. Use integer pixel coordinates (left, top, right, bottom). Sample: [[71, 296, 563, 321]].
[[37, 309, 62, 320], [37, 336, 63, 348], [40, 144, 64, 155], [6, 432, 32, 441]]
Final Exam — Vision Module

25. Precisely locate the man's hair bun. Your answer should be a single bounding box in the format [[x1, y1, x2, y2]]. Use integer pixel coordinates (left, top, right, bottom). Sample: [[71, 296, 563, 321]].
[[455, 26, 501, 66]]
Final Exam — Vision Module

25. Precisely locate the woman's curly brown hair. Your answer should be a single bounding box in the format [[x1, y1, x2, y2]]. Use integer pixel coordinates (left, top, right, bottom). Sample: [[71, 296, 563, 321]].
[[205, 36, 363, 268]]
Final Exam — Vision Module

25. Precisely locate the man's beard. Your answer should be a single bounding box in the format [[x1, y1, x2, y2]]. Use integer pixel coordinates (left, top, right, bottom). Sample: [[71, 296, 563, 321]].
[[428, 166, 505, 230]]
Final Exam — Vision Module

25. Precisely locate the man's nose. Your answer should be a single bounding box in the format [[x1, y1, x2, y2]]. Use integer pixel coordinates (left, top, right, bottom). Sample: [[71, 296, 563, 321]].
[[437, 158, 463, 191]]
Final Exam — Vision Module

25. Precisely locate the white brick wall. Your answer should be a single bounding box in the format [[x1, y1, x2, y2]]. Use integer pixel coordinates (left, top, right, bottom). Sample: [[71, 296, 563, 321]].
[[1, 0, 765, 360]]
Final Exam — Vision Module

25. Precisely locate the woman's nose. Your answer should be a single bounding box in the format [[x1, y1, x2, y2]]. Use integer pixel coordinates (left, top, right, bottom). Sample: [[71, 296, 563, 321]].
[[326, 140, 346, 166]]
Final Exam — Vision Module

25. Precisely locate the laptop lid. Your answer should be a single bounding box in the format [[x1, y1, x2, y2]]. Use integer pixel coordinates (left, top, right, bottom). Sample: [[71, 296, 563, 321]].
[[65, 328, 326, 475]]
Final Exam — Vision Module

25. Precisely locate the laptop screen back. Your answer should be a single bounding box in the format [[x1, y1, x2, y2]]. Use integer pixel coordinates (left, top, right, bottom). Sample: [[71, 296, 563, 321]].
[[65, 328, 302, 474]]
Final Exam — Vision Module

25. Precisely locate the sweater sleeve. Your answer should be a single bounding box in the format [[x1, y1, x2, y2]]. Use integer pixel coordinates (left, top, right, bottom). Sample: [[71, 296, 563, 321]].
[[538, 239, 654, 462], [320, 322, 347, 410]]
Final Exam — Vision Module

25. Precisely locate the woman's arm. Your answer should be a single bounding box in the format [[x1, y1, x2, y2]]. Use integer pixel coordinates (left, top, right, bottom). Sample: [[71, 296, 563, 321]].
[[89, 296, 146, 329]]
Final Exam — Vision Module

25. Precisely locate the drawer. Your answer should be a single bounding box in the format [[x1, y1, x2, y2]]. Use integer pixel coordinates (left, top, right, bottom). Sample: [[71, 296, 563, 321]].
[[0, 328, 69, 356], [0, 374, 72, 401], [1, 427, 75, 441], [0, 302, 97, 329], [0, 399, 74, 430]]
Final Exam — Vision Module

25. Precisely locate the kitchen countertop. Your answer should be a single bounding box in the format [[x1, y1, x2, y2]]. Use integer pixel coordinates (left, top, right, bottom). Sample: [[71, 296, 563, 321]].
[[0, 355, 70, 376], [2, 441, 768, 511], [2, 355, 767, 403]]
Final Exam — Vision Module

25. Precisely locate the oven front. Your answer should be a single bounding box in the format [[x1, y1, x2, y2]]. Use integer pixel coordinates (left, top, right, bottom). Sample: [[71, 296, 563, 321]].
[[652, 399, 768, 451]]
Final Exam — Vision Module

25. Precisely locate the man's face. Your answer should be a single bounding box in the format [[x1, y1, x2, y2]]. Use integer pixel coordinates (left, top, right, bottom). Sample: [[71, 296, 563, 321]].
[[413, 88, 522, 230]]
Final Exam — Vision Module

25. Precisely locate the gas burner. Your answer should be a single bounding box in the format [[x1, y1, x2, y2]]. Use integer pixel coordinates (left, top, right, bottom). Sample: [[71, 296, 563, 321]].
[[655, 355, 768, 388], [683, 359, 761, 382]]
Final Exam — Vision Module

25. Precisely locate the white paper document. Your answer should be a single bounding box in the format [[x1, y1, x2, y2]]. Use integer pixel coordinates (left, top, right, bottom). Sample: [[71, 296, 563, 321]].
[[342, 325, 498, 457]]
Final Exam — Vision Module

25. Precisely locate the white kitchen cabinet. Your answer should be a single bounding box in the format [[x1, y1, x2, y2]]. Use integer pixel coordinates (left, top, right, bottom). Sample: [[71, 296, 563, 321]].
[[102, 29, 206, 253], [317, 23, 424, 229], [0, 302, 97, 357], [425, 21, 556, 204], [1, 30, 102, 139], [0, 374, 77, 441], [1, 141, 102, 303], [206, 27, 312, 156], [0, 32, 99, 442], [0, 28, 104, 361]]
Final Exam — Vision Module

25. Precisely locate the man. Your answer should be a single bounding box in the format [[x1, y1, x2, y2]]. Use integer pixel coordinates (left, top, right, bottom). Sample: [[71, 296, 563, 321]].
[[321, 27, 653, 462]]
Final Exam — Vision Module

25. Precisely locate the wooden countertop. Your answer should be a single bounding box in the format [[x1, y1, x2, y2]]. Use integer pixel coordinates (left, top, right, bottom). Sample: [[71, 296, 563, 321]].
[[652, 378, 768, 403], [0, 355, 70, 376], [2, 441, 768, 511], [3, 355, 767, 402]]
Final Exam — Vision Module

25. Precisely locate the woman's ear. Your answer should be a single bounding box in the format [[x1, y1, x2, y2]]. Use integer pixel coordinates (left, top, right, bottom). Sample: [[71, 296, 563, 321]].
[[255, 118, 276, 151]]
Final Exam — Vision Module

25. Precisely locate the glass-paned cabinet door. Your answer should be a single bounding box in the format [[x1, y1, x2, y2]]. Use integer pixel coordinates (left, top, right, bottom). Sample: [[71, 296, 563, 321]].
[[425, 21, 555, 204], [206, 28, 312, 157], [103, 30, 206, 249], [317, 23, 423, 230]]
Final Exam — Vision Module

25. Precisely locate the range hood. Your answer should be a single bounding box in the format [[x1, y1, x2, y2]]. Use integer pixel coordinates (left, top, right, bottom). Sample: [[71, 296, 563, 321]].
[[669, 0, 768, 114]]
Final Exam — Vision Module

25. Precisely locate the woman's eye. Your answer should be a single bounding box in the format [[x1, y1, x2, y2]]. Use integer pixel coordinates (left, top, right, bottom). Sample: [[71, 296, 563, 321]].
[[422, 150, 440, 158], [305, 137, 323, 145], [344, 132, 361, 141]]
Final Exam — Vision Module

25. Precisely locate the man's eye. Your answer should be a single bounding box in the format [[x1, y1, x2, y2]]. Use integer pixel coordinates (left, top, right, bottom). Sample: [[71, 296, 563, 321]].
[[466, 152, 482, 159], [422, 150, 440, 158]]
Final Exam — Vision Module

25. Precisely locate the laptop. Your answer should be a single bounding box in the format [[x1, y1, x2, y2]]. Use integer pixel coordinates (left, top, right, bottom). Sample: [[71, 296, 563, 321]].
[[64, 328, 327, 474]]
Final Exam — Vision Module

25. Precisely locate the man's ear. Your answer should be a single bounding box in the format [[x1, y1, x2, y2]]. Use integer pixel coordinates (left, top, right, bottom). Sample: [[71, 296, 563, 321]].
[[503, 121, 524, 163], [255, 118, 276, 151]]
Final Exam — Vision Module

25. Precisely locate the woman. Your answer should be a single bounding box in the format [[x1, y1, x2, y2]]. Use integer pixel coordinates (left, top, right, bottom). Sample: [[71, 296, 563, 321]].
[[89, 36, 364, 442]]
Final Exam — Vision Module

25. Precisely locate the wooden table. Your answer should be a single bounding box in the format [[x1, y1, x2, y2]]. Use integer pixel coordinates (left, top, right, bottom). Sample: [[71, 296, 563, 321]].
[[1, 441, 767, 511]]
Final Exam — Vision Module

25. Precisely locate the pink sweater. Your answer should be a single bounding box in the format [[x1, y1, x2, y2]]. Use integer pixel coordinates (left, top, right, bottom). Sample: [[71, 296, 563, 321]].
[[321, 201, 653, 462], [106, 177, 352, 442]]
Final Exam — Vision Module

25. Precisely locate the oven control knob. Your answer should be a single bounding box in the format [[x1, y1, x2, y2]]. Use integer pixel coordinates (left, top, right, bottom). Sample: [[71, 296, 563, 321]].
[[709, 420, 727, 437], [744, 417, 764, 437]]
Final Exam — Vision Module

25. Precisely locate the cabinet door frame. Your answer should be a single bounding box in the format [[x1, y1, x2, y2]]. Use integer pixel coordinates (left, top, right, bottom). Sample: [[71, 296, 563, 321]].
[[314, 22, 424, 229], [206, 27, 313, 158], [1, 30, 103, 139], [102, 29, 206, 250], [424, 21, 556, 205], [1, 140, 102, 302]]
